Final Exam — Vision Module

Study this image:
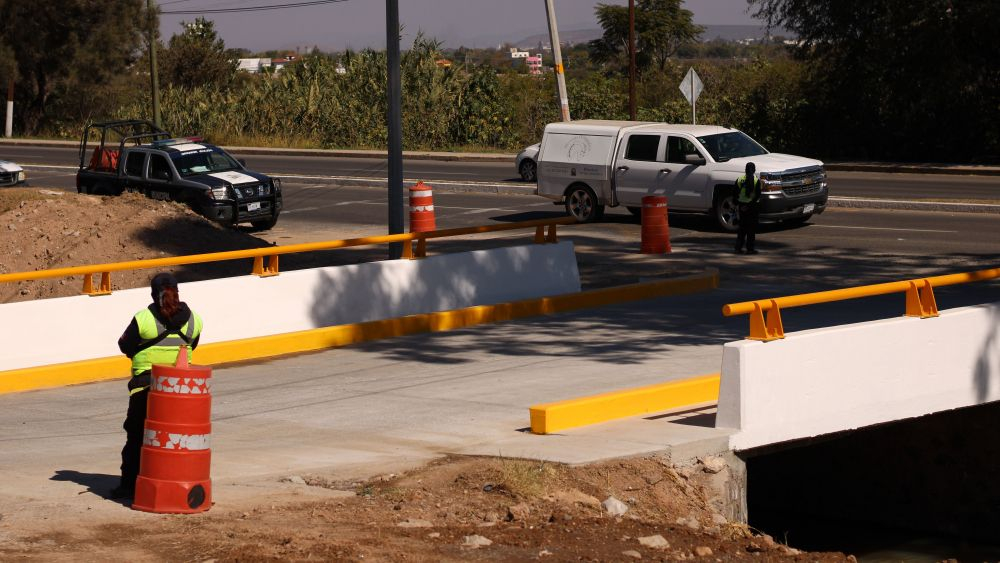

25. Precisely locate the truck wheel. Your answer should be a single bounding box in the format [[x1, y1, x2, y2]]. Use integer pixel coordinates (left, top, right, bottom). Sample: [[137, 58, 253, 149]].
[[713, 191, 739, 232], [518, 159, 537, 182], [251, 214, 278, 230], [564, 185, 603, 223]]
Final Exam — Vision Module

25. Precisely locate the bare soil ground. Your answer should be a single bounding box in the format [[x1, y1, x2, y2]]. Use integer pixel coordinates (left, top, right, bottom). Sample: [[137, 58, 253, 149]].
[[0, 456, 849, 562]]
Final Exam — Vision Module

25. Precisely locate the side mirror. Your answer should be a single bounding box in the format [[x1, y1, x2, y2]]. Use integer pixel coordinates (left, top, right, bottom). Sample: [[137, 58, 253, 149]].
[[685, 154, 706, 166]]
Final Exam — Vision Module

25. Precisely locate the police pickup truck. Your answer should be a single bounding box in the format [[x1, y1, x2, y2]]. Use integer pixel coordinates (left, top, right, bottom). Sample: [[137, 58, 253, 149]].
[[535, 120, 827, 231], [76, 120, 282, 230]]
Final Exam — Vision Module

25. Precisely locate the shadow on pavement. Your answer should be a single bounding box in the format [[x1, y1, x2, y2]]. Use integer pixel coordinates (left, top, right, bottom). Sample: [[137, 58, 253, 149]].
[[50, 470, 128, 505]]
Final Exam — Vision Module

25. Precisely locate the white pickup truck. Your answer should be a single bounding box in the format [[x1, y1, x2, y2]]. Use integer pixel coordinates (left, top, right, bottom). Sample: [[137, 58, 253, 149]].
[[535, 120, 828, 231]]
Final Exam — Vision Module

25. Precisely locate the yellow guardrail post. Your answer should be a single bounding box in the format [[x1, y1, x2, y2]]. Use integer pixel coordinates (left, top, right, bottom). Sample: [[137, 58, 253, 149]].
[[546, 224, 558, 243], [252, 255, 279, 277], [415, 237, 427, 258], [748, 299, 784, 341], [82, 272, 112, 296], [401, 239, 413, 259], [534, 225, 545, 244], [905, 279, 938, 318]]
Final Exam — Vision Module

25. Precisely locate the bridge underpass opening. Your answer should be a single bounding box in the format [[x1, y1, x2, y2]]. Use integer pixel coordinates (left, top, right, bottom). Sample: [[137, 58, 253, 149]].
[[744, 401, 1000, 560]]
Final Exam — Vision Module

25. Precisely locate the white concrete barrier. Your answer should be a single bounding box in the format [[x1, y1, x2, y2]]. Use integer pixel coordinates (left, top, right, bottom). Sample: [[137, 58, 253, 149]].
[[0, 242, 580, 371], [717, 301, 1000, 451]]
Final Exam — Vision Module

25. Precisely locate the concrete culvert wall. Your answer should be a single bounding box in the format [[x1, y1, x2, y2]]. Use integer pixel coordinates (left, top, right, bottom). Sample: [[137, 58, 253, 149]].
[[745, 401, 1000, 557]]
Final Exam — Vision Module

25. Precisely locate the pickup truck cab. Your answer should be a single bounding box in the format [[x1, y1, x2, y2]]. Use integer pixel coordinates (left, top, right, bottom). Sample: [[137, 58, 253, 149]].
[[76, 120, 283, 230], [535, 120, 827, 231]]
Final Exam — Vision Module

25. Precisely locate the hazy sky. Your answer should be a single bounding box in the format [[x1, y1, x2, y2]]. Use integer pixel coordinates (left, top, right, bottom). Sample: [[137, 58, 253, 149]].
[[159, 0, 761, 52]]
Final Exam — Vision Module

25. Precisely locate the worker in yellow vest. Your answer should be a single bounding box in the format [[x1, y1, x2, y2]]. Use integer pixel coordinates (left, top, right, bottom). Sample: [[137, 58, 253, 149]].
[[735, 161, 761, 254], [111, 273, 203, 500]]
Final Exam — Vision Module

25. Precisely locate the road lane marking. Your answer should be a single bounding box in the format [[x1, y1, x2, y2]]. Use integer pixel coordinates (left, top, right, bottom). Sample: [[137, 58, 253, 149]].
[[811, 225, 957, 233]]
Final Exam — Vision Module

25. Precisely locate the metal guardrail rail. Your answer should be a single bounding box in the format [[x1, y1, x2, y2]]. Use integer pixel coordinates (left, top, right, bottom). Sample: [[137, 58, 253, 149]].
[[0, 217, 575, 296], [723, 267, 1000, 341]]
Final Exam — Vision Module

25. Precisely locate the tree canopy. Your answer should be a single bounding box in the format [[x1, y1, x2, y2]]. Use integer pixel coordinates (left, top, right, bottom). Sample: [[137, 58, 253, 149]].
[[0, 0, 146, 134], [589, 0, 704, 72], [750, 0, 1000, 161], [159, 17, 239, 90]]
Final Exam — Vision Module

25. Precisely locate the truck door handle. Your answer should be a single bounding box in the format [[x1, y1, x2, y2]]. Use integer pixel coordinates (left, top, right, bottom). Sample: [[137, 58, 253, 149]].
[[617, 166, 629, 172], [659, 169, 672, 174]]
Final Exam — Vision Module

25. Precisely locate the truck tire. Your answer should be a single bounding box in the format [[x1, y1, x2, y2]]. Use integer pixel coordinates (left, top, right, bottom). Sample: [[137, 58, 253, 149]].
[[564, 185, 604, 223], [626, 206, 642, 217], [713, 188, 739, 232], [88, 183, 111, 196], [251, 214, 279, 230], [518, 159, 537, 182]]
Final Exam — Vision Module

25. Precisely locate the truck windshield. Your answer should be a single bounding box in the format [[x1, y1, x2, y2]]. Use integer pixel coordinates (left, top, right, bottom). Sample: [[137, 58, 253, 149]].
[[695, 132, 768, 162], [171, 148, 241, 177]]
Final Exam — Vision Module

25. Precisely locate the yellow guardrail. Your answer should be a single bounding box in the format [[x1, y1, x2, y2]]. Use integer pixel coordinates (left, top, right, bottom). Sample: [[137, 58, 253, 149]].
[[723, 267, 1000, 341], [0, 217, 575, 296]]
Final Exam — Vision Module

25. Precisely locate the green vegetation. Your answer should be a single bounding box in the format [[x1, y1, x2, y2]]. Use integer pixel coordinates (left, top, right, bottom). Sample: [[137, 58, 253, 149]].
[[0, 0, 996, 162]]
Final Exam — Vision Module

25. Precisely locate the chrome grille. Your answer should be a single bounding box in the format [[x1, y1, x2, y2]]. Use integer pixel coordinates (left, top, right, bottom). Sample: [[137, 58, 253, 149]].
[[0, 171, 15, 185], [234, 184, 269, 199], [783, 184, 823, 197]]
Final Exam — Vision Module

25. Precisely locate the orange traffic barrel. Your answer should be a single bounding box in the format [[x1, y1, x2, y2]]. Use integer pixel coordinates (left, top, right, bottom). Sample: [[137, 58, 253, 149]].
[[640, 195, 671, 254], [409, 181, 436, 232], [132, 347, 213, 514]]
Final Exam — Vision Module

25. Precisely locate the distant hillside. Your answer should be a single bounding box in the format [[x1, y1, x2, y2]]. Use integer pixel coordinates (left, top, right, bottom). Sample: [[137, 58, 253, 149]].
[[512, 24, 791, 49]]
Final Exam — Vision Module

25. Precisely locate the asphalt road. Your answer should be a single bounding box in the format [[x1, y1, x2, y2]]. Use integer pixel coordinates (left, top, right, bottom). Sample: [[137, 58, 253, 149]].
[[5, 144, 1000, 201]]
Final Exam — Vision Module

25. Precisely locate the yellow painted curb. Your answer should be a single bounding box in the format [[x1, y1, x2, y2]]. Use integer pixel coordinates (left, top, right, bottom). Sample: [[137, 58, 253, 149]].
[[0, 269, 718, 396], [529, 373, 721, 434]]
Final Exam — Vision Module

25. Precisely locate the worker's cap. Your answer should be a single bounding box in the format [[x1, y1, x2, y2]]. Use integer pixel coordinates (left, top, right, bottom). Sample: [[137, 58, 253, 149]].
[[150, 272, 178, 294]]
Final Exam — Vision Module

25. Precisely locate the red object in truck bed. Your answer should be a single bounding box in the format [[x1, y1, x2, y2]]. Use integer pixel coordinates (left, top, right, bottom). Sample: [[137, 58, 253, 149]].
[[89, 148, 120, 171]]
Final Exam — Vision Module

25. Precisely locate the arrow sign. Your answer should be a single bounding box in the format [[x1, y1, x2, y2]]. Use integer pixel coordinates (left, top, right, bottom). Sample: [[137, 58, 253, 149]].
[[679, 67, 703, 124]]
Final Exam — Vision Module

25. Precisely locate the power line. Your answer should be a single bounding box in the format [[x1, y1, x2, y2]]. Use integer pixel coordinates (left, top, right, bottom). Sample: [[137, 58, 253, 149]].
[[161, 0, 349, 15]]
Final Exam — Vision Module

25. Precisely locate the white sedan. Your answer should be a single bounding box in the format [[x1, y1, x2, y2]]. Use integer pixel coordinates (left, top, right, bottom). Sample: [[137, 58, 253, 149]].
[[0, 160, 26, 186], [515, 143, 539, 182]]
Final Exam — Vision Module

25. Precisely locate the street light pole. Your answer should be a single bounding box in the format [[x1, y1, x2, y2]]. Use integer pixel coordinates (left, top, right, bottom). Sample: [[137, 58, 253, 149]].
[[543, 0, 570, 122], [147, 0, 161, 128], [386, 0, 404, 258], [628, 0, 636, 120]]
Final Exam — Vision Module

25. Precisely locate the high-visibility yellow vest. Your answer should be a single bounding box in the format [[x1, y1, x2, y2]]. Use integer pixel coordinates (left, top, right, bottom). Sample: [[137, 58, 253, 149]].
[[131, 307, 203, 379], [737, 174, 760, 203]]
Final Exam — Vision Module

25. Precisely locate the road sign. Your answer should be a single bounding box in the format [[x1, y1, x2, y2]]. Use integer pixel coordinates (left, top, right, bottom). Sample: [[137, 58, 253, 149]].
[[679, 67, 703, 124]]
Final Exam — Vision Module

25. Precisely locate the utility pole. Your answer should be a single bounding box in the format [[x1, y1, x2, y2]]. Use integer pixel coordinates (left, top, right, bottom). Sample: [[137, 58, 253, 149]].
[[543, 0, 570, 122], [147, 0, 161, 128], [628, 0, 636, 121], [386, 0, 404, 258], [5, 79, 13, 138]]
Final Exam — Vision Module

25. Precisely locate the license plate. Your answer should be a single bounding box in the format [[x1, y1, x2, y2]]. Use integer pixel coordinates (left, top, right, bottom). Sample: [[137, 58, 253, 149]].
[[803, 203, 815, 214], [247, 202, 261, 212]]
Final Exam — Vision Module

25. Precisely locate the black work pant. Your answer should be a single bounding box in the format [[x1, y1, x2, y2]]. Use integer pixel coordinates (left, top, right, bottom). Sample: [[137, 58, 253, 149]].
[[120, 372, 151, 489], [736, 205, 759, 251]]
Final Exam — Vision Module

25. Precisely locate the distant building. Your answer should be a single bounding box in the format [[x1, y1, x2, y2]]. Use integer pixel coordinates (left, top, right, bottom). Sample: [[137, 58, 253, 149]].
[[237, 58, 271, 74], [435, 59, 452, 68], [526, 55, 543, 75], [509, 48, 529, 59], [335, 63, 347, 75]]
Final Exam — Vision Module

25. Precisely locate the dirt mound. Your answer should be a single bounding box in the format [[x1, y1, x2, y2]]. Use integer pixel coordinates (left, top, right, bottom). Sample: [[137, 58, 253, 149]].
[[0, 456, 847, 561], [0, 189, 274, 304]]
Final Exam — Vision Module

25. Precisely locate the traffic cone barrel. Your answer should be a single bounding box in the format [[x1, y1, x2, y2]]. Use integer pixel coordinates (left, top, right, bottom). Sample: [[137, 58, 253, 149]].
[[640, 195, 671, 254], [409, 181, 436, 232], [132, 348, 213, 514]]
